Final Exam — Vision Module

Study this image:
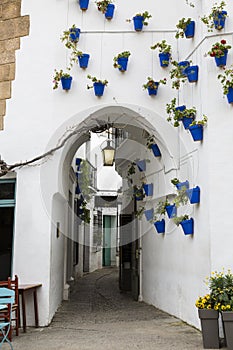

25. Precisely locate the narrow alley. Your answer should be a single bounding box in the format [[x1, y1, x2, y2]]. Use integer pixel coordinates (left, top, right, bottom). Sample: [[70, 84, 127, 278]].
[[11, 268, 205, 350]]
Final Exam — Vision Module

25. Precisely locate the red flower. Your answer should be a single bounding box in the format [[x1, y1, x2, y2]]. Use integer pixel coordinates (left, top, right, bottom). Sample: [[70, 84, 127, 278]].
[[221, 39, 226, 44]]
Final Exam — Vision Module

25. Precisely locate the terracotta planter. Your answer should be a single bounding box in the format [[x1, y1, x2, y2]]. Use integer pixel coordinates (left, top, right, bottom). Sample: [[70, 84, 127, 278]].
[[198, 309, 220, 349]]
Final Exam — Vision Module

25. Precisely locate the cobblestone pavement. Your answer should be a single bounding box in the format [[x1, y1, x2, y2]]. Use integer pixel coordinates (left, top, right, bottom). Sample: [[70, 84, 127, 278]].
[[8, 267, 211, 350]]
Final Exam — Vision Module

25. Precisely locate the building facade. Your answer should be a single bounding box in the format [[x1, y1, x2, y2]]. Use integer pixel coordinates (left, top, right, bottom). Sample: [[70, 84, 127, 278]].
[[0, 0, 233, 329]]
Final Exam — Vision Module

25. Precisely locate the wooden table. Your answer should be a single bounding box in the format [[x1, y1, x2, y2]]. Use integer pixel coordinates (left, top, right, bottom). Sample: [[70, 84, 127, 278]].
[[18, 283, 42, 332]]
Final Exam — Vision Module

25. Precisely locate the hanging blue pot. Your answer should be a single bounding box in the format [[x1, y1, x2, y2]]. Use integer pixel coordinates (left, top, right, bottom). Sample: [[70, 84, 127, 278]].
[[176, 180, 189, 190], [151, 144, 161, 157], [189, 124, 203, 141], [176, 105, 186, 112], [93, 82, 105, 96], [182, 116, 195, 129], [75, 184, 81, 194], [147, 82, 159, 96], [227, 87, 233, 104], [117, 57, 129, 72], [185, 65, 199, 83], [105, 3, 115, 19], [136, 159, 146, 172], [79, 0, 89, 11], [154, 219, 165, 234], [180, 218, 194, 235], [178, 61, 190, 75], [165, 204, 177, 218], [213, 11, 227, 30], [144, 208, 154, 221], [76, 158, 82, 170], [133, 15, 144, 31], [61, 76, 72, 90], [143, 183, 153, 197], [184, 20, 195, 38], [159, 52, 170, 67], [214, 50, 228, 67], [78, 54, 90, 69], [186, 186, 200, 204], [69, 27, 80, 42]]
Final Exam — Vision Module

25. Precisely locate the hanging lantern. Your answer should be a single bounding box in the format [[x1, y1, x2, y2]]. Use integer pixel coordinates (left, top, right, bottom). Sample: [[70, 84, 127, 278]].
[[101, 140, 115, 166]]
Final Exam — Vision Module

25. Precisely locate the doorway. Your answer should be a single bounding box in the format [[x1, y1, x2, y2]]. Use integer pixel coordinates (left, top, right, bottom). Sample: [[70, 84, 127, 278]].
[[0, 180, 16, 280]]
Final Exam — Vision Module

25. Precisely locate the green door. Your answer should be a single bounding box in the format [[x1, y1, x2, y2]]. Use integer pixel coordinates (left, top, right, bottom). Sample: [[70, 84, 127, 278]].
[[103, 216, 111, 266]]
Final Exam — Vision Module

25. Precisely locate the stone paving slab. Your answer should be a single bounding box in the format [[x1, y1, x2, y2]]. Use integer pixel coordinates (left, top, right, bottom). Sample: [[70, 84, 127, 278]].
[[4, 267, 224, 350]]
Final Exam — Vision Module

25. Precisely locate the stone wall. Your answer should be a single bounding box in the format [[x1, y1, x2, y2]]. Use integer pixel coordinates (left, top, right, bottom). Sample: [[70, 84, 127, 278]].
[[0, 0, 29, 130]]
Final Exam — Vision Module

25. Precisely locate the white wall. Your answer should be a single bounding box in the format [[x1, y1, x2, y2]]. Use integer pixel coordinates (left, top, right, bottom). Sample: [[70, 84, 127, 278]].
[[0, 0, 232, 327]]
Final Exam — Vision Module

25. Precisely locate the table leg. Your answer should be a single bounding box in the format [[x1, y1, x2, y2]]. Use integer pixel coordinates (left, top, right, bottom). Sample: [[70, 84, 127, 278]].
[[21, 292, 27, 333], [33, 289, 39, 327]]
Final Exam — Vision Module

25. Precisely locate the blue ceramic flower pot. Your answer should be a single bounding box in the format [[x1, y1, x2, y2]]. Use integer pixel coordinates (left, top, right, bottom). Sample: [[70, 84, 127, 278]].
[[180, 218, 194, 235], [214, 50, 228, 67], [165, 204, 177, 218], [151, 144, 161, 157], [75, 184, 81, 194], [147, 82, 159, 96], [136, 159, 146, 172], [159, 52, 170, 67], [154, 219, 165, 234], [144, 208, 154, 221], [143, 183, 153, 196], [69, 28, 80, 42], [213, 11, 227, 30], [76, 158, 82, 170], [93, 82, 105, 96], [105, 4, 115, 19], [227, 87, 233, 104], [117, 57, 129, 72], [182, 117, 195, 129], [189, 124, 203, 141], [186, 186, 200, 204], [61, 76, 72, 90], [79, 0, 89, 11], [178, 61, 190, 75], [184, 20, 195, 38], [133, 15, 144, 31], [176, 180, 189, 190], [78, 54, 90, 69], [185, 65, 199, 83]]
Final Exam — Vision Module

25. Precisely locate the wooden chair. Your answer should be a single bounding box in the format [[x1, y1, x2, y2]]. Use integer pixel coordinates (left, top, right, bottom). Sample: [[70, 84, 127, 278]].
[[0, 276, 19, 340], [0, 287, 15, 349]]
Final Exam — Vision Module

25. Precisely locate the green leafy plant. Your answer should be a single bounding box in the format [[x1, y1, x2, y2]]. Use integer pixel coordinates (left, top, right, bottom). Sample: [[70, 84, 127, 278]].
[[79, 200, 91, 224], [186, 0, 195, 8], [87, 75, 108, 89], [127, 11, 152, 26], [169, 60, 191, 89], [127, 162, 136, 177], [207, 39, 231, 58], [173, 214, 189, 226], [171, 178, 180, 186], [174, 188, 188, 207], [204, 270, 233, 311], [61, 24, 80, 50], [201, 1, 227, 31], [142, 77, 167, 90], [95, 0, 113, 13], [134, 185, 145, 200], [150, 40, 172, 54], [53, 69, 71, 90], [189, 115, 208, 127], [166, 98, 196, 127], [113, 51, 131, 69], [218, 65, 233, 95], [175, 18, 192, 38]]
